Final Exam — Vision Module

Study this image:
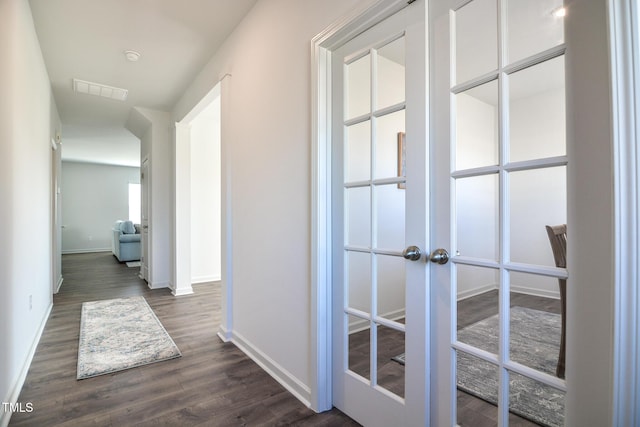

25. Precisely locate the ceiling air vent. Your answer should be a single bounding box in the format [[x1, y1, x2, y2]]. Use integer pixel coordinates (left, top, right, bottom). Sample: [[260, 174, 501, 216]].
[[73, 78, 128, 101]]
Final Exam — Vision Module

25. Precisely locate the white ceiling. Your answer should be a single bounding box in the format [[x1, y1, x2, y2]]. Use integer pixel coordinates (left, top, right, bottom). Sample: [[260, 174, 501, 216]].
[[29, 0, 257, 167]]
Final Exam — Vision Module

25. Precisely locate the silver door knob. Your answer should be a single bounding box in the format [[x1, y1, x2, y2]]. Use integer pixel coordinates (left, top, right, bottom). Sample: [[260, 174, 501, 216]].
[[429, 248, 449, 265], [402, 246, 422, 261]]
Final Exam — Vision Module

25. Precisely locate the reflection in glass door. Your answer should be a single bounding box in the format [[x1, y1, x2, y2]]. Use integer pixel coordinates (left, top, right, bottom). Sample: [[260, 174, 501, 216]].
[[435, 0, 569, 425]]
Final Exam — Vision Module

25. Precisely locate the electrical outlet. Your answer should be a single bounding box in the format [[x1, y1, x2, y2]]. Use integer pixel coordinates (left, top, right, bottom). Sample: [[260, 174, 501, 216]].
[[29, 295, 32, 311], [88, 235, 93, 241]]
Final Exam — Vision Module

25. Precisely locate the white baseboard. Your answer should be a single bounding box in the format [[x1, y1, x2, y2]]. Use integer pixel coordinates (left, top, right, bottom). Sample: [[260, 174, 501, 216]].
[[456, 283, 561, 301], [61, 248, 110, 255], [217, 325, 232, 343], [147, 281, 169, 290], [1, 303, 52, 427], [167, 280, 193, 296], [231, 331, 312, 408], [171, 286, 194, 296], [191, 275, 221, 284], [54, 276, 63, 294], [457, 284, 497, 301], [511, 285, 560, 300]]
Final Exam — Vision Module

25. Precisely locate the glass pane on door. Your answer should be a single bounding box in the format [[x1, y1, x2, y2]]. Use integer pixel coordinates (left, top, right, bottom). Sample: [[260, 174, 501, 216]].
[[455, 0, 498, 84], [346, 121, 371, 182], [346, 55, 371, 119], [349, 313, 371, 380], [455, 174, 499, 260], [457, 350, 499, 426], [377, 324, 405, 398], [507, 0, 565, 64], [377, 255, 406, 321], [455, 80, 499, 170], [375, 110, 406, 179], [509, 166, 567, 266], [509, 56, 566, 163], [377, 36, 405, 110], [508, 372, 565, 426]]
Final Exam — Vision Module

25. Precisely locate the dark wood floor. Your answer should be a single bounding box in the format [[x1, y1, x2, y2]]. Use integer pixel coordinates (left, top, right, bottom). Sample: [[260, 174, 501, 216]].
[[10, 253, 359, 427], [10, 252, 562, 426]]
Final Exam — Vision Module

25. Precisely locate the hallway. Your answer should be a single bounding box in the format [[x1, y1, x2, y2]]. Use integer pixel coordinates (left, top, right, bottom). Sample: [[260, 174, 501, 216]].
[[10, 253, 357, 426]]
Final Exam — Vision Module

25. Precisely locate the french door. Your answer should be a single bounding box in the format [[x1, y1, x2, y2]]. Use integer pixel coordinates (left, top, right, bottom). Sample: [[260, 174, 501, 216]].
[[329, 0, 569, 425], [431, 0, 569, 425], [331, 1, 428, 426]]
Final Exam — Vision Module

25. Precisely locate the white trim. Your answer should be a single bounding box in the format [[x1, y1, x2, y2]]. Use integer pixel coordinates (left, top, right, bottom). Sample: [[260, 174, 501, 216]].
[[191, 275, 221, 285], [219, 75, 234, 350], [217, 325, 232, 343], [62, 248, 111, 255], [54, 276, 64, 294], [510, 285, 560, 300], [147, 281, 169, 290], [311, 0, 411, 413], [172, 122, 192, 298], [609, 0, 640, 424], [171, 286, 194, 297], [231, 331, 312, 408], [0, 303, 52, 427], [180, 84, 221, 125]]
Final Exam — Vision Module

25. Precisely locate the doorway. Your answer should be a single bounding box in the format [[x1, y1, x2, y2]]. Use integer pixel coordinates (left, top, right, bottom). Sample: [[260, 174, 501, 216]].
[[310, 0, 614, 425], [174, 83, 223, 296]]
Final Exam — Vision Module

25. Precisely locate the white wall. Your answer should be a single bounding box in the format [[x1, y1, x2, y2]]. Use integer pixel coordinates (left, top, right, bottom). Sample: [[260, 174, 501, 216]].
[[131, 107, 172, 289], [190, 98, 221, 283], [172, 0, 377, 405], [455, 86, 566, 299], [347, 54, 406, 320], [0, 0, 61, 424], [61, 161, 140, 254]]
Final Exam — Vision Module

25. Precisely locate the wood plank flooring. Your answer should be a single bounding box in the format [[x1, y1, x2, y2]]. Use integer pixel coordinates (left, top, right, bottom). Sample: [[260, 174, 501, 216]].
[[10, 253, 358, 427], [10, 252, 562, 426]]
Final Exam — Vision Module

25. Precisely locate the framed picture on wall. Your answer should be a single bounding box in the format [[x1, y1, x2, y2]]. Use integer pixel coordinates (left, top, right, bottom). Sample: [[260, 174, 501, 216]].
[[398, 131, 406, 189]]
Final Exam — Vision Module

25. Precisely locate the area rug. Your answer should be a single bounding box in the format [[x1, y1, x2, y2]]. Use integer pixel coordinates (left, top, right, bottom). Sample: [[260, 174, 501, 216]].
[[392, 307, 564, 427], [77, 296, 181, 379], [126, 261, 141, 267], [457, 307, 564, 427]]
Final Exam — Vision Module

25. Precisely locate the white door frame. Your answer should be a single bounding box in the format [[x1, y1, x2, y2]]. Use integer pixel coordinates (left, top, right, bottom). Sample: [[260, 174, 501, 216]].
[[51, 137, 63, 294], [609, 0, 640, 424], [310, 0, 419, 412]]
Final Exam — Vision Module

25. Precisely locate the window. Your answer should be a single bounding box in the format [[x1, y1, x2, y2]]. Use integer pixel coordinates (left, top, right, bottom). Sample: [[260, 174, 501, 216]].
[[129, 183, 141, 224]]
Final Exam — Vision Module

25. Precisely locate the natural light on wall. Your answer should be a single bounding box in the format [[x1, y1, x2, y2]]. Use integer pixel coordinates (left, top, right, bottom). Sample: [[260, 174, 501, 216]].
[[129, 183, 141, 224]]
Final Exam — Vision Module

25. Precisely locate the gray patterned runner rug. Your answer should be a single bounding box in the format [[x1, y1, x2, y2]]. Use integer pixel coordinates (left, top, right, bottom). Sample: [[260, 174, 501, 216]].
[[458, 306, 564, 427], [393, 306, 564, 426], [77, 296, 181, 379]]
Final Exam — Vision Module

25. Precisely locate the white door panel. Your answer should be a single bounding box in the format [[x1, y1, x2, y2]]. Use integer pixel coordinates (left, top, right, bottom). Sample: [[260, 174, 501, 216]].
[[431, 0, 568, 425], [331, 2, 428, 426]]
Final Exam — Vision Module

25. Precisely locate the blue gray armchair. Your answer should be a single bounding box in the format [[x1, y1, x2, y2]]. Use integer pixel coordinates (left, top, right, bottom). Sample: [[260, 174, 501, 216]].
[[112, 220, 141, 262]]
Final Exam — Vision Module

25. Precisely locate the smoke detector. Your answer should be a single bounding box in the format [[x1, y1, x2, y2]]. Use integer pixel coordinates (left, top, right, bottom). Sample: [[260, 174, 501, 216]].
[[124, 50, 141, 62]]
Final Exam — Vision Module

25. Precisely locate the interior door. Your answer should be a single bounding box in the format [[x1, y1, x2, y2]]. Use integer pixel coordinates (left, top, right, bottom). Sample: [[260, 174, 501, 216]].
[[140, 158, 150, 282], [431, 0, 569, 425], [331, 2, 428, 426]]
